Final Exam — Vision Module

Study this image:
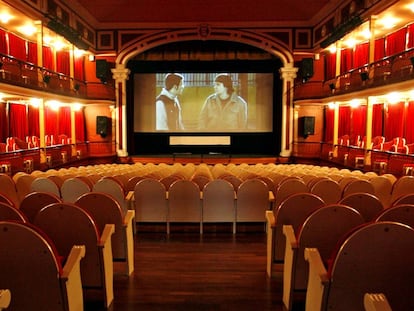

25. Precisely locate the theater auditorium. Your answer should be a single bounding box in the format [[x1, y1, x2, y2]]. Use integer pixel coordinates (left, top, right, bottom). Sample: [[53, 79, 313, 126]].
[[0, 0, 413, 310]]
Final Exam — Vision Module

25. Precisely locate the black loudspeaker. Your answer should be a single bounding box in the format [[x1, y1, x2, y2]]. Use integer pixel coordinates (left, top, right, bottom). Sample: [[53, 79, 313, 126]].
[[299, 116, 315, 138], [299, 58, 314, 81], [360, 72, 369, 81], [96, 59, 108, 82], [96, 116, 109, 137]]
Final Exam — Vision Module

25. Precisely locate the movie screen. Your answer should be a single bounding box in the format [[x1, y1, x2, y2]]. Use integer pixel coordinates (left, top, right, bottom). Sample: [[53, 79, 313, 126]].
[[133, 72, 274, 133]]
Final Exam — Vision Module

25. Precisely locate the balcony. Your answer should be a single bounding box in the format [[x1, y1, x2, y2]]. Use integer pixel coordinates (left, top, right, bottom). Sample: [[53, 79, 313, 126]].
[[294, 49, 414, 100], [0, 54, 116, 101]]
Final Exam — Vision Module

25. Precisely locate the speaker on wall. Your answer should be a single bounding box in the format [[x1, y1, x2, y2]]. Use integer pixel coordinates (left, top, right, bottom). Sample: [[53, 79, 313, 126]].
[[96, 59, 108, 83], [96, 116, 109, 137], [299, 116, 315, 138], [299, 58, 314, 82]]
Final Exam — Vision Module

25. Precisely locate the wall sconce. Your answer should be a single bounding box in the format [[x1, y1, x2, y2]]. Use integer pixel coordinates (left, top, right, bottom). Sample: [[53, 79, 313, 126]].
[[329, 83, 336, 91], [410, 57, 414, 67]]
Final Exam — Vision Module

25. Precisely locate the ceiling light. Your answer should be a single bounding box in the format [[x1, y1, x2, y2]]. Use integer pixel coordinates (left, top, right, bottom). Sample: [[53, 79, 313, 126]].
[[0, 12, 13, 24]]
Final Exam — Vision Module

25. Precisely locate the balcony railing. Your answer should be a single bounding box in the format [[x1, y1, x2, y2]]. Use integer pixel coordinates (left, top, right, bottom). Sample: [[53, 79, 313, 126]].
[[0, 53, 115, 101], [294, 48, 414, 100]]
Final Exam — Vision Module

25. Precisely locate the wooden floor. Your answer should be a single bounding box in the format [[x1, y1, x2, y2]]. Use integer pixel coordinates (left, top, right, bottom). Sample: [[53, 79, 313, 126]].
[[85, 230, 297, 311]]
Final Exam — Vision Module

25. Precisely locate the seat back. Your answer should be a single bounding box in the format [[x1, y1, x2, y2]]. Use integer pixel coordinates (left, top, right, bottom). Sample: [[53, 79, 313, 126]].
[[0, 202, 27, 222], [310, 178, 341, 204], [391, 193, 414, 206], [295, 205, 365, 290], [30, 176, 61, 197], [33, 202, 103, 288], [390, 176, 414, 204], [14, 173, 36, 203], [133, 178, 167, 223], [168, 180, 201, 230], [342, 179, 375, 198], [273, 193, 324, 262], [274, 178, 309, 208], [340, 192, 384, 222], [325, 222, 414, 311], [19, 191, 62, 222], [61, 177, 92, 203], [202, 179, 235, 226], [369, 176, 394, 208], [75, 192, 126, 259], [236, 178, 269, 222], [93, 177, 127, 214], [376, 204, 414, 227], [0, 173, 19, 207], [0, 221, 66, 311]]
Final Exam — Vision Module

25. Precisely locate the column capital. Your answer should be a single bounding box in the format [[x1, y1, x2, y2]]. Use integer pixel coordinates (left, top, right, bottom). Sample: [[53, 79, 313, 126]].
[[279, 63, 298, 81], [111, 64, 130, 82]]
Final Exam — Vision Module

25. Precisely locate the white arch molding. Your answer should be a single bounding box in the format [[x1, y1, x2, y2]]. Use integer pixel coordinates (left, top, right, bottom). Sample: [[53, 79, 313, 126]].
[[112, 26, 297, 158]]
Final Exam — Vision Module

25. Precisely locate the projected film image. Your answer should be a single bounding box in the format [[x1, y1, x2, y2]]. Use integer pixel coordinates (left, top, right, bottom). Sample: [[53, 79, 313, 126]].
[[133, 72, 274, 133]]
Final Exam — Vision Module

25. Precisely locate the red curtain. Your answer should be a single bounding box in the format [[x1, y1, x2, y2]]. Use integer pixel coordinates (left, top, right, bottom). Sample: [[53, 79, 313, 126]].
[[372, 104, 383, 138], [375, 38, 386, 61], [385, 28, 407, 56], [56, 50, 70, 75], [384, 102, 404, 140], [353, 42, 369, 68], [8, 33, 26, 60], [351, 105, 366, 140], [42, 46, 54, 70], [44, 107, 58, 136], [75, 109, 85, 142], [324, 107, 334, 142], [9, 103, 28, 140], [0, 29, 7, 54], [59, 106, 71, 136], [340, 48, 352, 74], [27, 41, 38, 64], [338, 106, 351, 137], [27, 106, 39, 137], [406, 102, 414, 143], [74, 56, 85, 81], [0, 103, 8, 143], [324, 52, 336, 80]]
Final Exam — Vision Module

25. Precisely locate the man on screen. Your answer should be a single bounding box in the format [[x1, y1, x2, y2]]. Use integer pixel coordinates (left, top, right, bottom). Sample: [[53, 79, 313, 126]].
[[198, 73, 247, 130], [156, 73, 185, 130]]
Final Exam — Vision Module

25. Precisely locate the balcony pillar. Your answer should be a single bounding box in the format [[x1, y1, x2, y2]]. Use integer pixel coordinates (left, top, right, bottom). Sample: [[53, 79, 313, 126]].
[[279, 64, 298, 158], [111, 64, 130, 157]]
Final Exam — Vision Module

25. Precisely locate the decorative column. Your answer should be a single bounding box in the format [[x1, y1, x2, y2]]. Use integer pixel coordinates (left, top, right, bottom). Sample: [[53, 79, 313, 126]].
[[111, 64, 130, 157], [364, 97, 374, 165], [279, 64, 298, 158], [333, 102, 339, 157]]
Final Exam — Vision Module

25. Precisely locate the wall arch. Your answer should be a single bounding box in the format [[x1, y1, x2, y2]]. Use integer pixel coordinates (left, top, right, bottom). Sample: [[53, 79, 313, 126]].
[[116, 27, 293, 66]]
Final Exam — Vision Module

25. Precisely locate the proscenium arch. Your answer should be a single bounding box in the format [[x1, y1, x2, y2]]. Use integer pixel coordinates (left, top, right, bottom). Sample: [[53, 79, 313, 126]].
[[116, 27, 294, 66], [112, 26, 297, 158]]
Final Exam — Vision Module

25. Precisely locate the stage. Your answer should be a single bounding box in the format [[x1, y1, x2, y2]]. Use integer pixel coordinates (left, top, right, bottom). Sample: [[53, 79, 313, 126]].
[[128, 153, 280, 165]]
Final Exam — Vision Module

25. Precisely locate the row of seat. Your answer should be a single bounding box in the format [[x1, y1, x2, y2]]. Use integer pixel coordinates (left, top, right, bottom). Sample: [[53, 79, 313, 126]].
[[0, 190, 135, 310], [265, 189, 414, 310]]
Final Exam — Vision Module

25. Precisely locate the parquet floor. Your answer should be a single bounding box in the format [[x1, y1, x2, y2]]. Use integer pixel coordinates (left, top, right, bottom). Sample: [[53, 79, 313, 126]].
[[85, 230, 296, 311]]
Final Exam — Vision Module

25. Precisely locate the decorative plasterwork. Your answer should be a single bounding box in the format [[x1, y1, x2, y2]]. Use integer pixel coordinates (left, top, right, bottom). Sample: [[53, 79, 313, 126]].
[[115, 25, 294, 65]]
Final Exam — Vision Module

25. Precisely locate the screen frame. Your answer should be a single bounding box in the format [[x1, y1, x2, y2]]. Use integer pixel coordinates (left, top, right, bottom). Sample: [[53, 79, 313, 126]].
[[126, 59, 283, 156]]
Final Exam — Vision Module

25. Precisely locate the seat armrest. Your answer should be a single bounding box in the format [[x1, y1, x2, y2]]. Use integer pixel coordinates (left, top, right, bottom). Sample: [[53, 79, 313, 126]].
[[266, 210, 276, 277], [0, 289, 11, 309], [364, 293, 392, 311], [283, 225, 298, 249], [123, 210, 135, 227], [265, 210, 275, 228], [99, 224, 115, 247], [304, 248, 329, 311], [282, 225, 299, 310], [61, 245, 86, 311]]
